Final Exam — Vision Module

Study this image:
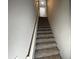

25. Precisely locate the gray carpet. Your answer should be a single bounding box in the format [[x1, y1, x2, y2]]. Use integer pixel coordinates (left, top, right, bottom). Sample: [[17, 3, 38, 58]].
[[34, 17, 61, 59]]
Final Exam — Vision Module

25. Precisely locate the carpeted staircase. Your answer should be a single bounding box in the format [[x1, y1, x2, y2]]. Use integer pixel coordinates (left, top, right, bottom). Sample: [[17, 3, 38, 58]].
[[34, 17, 61, 59]]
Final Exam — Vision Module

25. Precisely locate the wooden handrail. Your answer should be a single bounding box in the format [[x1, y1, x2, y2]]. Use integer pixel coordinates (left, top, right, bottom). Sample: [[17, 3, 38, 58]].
[[27, 17, 38, 57]]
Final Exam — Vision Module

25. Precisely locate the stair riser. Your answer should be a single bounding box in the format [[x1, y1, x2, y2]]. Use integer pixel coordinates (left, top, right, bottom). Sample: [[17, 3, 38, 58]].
[[37, 36, 55, 39], [37, 32, 52, 34], [36, 41, 56, 44], [35, 54, 61, 59], [37, 31, 52, 32], [36, 39, 55, 43], [37, 28, 51, 29], [37, 29, 51, 31], [36, 43, 57, 50], [37, 34, 54, 37], [38, 27, 50, 28], [36, 41, 55, 43], [35, 51, 59, 58]]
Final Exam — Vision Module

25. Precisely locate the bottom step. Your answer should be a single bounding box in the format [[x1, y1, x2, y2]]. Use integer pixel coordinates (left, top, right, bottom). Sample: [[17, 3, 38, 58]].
[[35, 54, 61, 59], [35, 48, 59, 58]]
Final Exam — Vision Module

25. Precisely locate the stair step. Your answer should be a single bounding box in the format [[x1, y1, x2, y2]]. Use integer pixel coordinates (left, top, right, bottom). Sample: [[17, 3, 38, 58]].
[[36, 41, 56, 44], [38, 25, 50, 27], [38, 24, 50, 26], [36, 38, 55, 43], [38, 27, 51, 30], [36, 42, 57, 50], [37, 31, 52, 34], [36, 36, 54, 39], [37, 33, 53, 35], [37, 34, 54, 38], [37, 33, 55, 39], [35, 54, 60, 59], [38, 26, 50, 28], [37, 28, 51, 31], [35, 48, 59, 58], [38, 22, 49, 24]]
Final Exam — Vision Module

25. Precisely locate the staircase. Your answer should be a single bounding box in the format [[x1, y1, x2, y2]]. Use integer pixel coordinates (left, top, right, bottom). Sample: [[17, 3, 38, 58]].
[[34, 17, 61, 59]]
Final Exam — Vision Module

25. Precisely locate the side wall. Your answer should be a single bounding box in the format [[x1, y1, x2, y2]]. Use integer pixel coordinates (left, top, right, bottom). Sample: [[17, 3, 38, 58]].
[[48, 0, 71, 59], [8, 0, 36, 59]]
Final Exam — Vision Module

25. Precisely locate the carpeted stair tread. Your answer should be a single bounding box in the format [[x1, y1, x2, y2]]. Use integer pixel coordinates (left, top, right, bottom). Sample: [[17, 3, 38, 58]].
[[36, 42, 57, 50], [37, 34, 54, 38], [36, 38, 55, 43], [35, 48, 59, 58], [37, 31, 52, 34], [35, 54, 60, 59]]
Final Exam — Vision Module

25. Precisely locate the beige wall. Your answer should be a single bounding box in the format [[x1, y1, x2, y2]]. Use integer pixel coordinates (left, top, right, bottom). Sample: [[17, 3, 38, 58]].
[[48, 0, 71, 59], [8, 0, 36, 59]]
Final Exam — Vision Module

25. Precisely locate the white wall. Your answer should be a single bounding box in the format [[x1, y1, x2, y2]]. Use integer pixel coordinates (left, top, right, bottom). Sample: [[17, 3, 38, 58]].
[[8, 0, 36, 59], [48, 0, 71, 59], [39, 7, 47, 17], [39, 0, 47, 17]]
